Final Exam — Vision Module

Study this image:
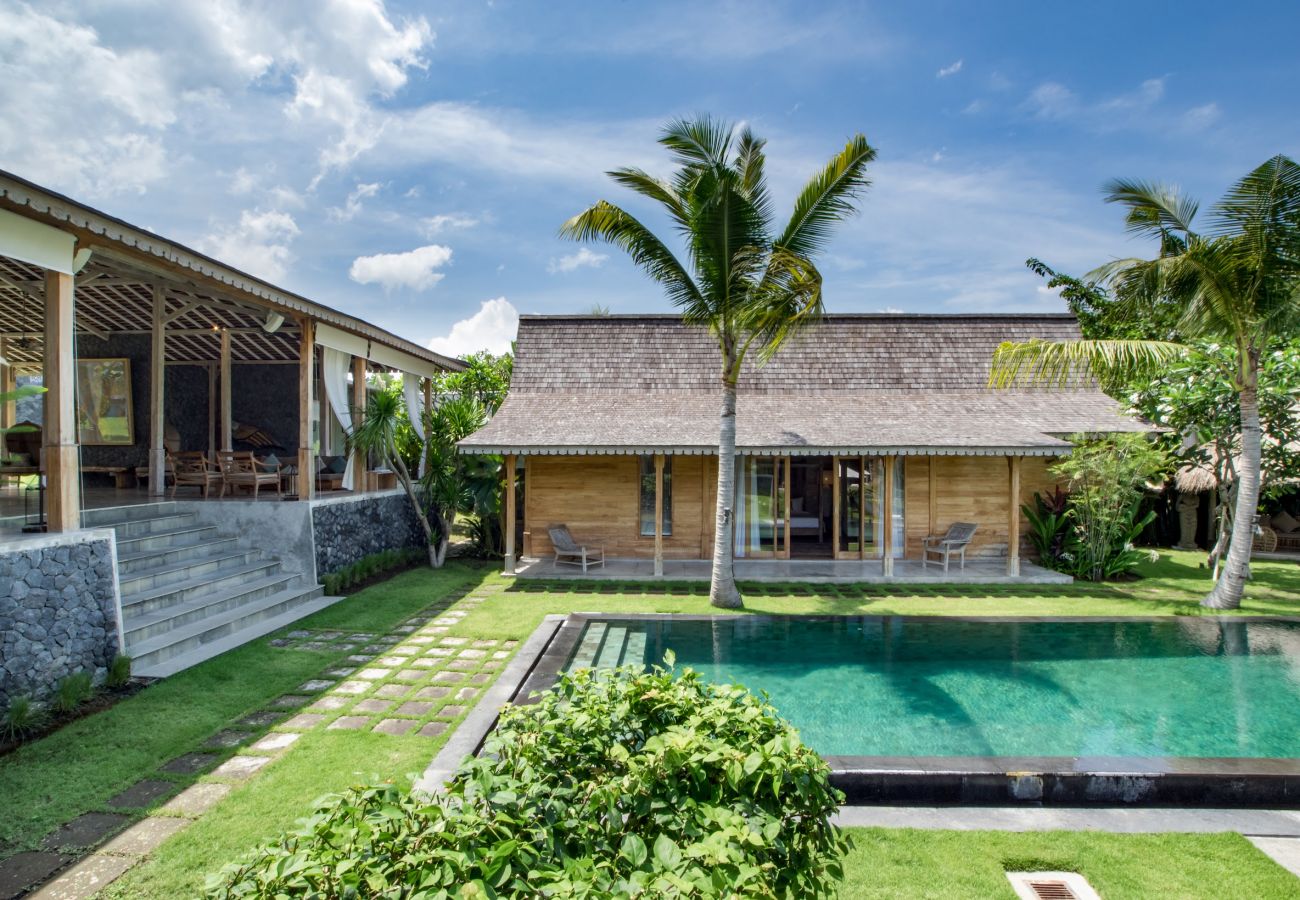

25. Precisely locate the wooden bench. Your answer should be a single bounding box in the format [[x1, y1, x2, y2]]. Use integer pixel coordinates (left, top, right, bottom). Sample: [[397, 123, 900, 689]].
[[82, 466, 136, 489]]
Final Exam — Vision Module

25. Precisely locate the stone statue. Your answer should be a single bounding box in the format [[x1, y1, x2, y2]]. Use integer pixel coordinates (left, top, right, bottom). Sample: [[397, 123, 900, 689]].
[[1176, 492, 1200, 550]]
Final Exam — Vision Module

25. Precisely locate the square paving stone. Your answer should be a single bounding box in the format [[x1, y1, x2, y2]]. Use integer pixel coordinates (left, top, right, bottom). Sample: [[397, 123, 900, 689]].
[[298, 641, 329, 651], [458, 649, 487, 659], [417, 721, 448, 738], [438, 705, 466, 718], [470, 673, 493, 685], [433, 618, 457, 625], [407, 636, 435, 644], [376, 636, 401, 645], [426, 626, 449, 634], [448, 659, 478, 671], [439, 637, 469, 646], [202, 730, 249, 749], [373, 719, 415, 736], [287, 630, 312, 639], [335, 643, 358, 652], [376, 656, 405, 666], [415, 686, 451, 700], [334, 680, 371, 695], [99, 816, 190, 857], [482, 661, 502, 671], [268, 638, 292, 647], [360, 644, 387, 653], [396, 701, 433, 716], [349, 633, 377, 641], [280, 713, 325, 731], [237, 711, 284, 729], [411, 658, 440, 668], [211, 755, 272, 780], [0, 851, 70, 899], [309, 696, 350, 711], [346, 654, 376, 663], [324, 667, 356, 678], [456, 688, 479, 701], [159, 752, 218, 775], [28, 852, 132, 899], [433, 671, 465, 683], [161, 782, 232, 818], [106, 780, 176, 810], [327, 716, 371, 731], [390, 646, 418, 656], [374, 683, 411, 698], [472, 640, 498, 648], [250, 732, 300, 752], [426, 647, 454, 657], [503, 641, 519, 649], [393, 669, 426, 682], [270, 694, 310, 708], [353, 699, 393, 713], [42, 813, 131, 851], [297, 680, 335, 693], [393, 625, 416, 633], [355, 668, 391, 680], [317, 631, 344, 640], [491, 650, 510, 659]]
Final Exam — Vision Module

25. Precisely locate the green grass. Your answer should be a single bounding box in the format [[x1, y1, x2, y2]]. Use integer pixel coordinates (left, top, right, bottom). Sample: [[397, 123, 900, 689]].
[[837, 828, 1299, 899], [0, 563, 487, 854]]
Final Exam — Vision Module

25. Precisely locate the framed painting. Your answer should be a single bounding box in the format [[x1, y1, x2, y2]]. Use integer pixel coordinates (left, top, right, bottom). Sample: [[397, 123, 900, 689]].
[[77, 358, 134, 445]]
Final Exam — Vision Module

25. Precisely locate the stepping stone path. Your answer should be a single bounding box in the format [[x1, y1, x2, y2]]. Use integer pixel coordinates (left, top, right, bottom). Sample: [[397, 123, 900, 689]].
[[15, 582, 515, 900]]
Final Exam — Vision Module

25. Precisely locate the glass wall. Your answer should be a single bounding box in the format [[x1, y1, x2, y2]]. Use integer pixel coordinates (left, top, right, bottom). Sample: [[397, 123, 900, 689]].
[[733, 456, 786, 557], [835, 455, 904, 559]]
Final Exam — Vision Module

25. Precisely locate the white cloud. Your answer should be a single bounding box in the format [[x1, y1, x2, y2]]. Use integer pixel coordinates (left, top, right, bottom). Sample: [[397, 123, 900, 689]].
[[349, 244, 453, 291], [548, 247, 608, 274], [421, 213, 480, 235], [427, 297, 519, 357], [329, 182, 381, 221], [877, 306, 905, 313], [936, 59, 963, 78], [1025, 82, 1076, 119], [1183, 102, 1221, 130], [197, 209, 301, 282], [1020, 76, 1202, 135]]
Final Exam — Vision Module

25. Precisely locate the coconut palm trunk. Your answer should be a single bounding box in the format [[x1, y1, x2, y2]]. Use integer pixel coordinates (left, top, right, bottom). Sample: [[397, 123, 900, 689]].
[[710, 374, 742, 608], [1205, 372, 1262, 608]]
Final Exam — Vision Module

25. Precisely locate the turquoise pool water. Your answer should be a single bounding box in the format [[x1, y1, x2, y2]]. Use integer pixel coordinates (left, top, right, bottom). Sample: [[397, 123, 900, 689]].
[[563, 617, 1300, 759]]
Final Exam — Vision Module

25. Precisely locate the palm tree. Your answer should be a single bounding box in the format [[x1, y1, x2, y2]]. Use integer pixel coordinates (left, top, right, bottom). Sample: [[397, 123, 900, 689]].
[[990, 155, 1300, 609], [561, 117, 875, 608]]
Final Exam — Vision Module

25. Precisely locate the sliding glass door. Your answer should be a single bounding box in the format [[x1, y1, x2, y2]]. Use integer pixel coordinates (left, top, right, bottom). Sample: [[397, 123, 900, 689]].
[[833, 456, 904, 559], [733, 456, 788, 558]]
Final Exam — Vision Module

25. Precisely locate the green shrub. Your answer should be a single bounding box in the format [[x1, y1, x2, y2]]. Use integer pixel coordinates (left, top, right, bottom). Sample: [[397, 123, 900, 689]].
[[53, 671, 94, 714], [208, 657, 849, 898], [106, 654, 132, 689], [2, 695, 47, 741], [320, 547, 424, 596]]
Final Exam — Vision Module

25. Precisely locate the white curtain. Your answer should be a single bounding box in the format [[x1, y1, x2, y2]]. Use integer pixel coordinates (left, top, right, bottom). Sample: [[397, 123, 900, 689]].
[[321, 347, 356, 490], [402, 374, 427, 476]]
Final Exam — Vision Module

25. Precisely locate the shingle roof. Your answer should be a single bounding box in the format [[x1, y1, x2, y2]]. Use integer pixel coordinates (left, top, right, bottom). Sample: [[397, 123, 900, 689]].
[[461, 314, 1151, 456]]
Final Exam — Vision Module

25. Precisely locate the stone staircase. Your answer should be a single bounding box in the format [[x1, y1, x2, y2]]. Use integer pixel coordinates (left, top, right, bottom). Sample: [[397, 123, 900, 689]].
[[569, 620, 649, 671], [84, 502, 339, 678]]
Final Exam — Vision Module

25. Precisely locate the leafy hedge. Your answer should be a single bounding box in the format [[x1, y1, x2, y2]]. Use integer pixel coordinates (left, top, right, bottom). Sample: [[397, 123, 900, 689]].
[[207, 656, 849, 898]]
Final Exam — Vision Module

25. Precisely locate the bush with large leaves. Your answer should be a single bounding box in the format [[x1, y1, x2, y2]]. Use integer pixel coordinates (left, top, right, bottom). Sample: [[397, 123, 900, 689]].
[[207, 659, 849, 898]]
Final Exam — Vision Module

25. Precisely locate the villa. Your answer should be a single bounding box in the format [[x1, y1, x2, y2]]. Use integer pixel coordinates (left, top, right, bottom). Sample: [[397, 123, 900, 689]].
[[461, 313, 1153, 580]]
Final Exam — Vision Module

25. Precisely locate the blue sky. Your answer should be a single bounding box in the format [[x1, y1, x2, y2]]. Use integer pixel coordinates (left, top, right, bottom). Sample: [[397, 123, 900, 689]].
[[2, 1, 1296, 356]]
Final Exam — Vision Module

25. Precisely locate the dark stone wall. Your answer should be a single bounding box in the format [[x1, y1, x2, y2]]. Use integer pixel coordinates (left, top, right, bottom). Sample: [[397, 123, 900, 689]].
[[312, 493, 425, 575], [167, 364, 211, 453], [231, 364, 299, 453], [0, 536, 119, 710]]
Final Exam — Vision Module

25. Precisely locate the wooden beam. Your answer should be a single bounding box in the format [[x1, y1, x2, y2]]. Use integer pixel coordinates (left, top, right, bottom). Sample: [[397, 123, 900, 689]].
[[162, 298, 202, 324], [352, 356, 367, 492], [654, 453, 665, 577], [1008, 455, 1022, 577], [148, 284, 166, 495], [504, 454, 517, 573], [43, 270, 80, 532], [882, 455, 895, 576], [219, 328, 232, 452], [297, 320, 316, 500]]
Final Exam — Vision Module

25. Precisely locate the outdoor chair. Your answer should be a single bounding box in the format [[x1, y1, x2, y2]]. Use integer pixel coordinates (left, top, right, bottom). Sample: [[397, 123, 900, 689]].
[[217, 450, 281, 499], [922, 522, 978, 572], [170, 451, 221, 499], [548, 524, 605, 573]]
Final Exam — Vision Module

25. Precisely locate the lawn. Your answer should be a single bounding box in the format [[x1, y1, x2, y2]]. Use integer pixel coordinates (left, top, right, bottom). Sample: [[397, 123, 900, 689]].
[[7, 549, 1298, 897]]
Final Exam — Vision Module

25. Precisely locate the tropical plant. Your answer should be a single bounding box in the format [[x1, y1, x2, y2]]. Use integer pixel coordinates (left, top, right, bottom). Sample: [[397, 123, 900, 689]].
[[561, 117, 875, 608], [419, 394, 492, 566], [105, 654, 132, 690], [1022, 487, 1076, 571], [52, 671, 94, 715], [2, 694, 47, 742], [432, 350, 513, 413], [993, 156, 1300, 607], [1048, 435, 1169, 582], [208, 656, 849, 898]]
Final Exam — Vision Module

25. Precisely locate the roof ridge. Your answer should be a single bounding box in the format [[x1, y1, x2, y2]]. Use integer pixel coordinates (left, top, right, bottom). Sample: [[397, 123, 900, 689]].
[[519, 312, 1079, 321]]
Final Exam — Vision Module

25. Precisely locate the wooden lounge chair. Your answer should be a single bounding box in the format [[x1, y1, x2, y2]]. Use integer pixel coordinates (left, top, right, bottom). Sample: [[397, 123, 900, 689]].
[[548, 524, 605, 572], [922, 522, 978, 572], [170, 451, 221, 499], [217, 451, 281, 499]]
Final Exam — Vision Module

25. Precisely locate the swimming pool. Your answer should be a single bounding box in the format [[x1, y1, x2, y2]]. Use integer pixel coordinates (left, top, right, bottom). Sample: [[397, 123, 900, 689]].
[[559, 615, 1300, 760]]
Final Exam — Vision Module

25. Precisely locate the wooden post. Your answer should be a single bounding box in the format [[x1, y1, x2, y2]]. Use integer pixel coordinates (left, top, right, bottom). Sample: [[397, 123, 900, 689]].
[[831, 456, 841, 559], [1008, 455, 1022, 577], [297, 320, 316, 500], [351, 356, 367, 491], [503, 453, 517, 573], [882, 455, 895, 576], [783, 456, 791, 559], [0, 337, 13, 458], [148, 285, 166, 496], [43, 270, 80, 532], [928, 455, 938, 536], [654, 453, 665, 576], [858, 456, 867, 562], [219, 328, 232, 452]]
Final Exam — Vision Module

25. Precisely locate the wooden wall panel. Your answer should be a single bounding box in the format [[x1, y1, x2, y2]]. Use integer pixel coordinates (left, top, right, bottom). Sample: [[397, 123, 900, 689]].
[[927, 455, 1064, 557], [903, 456, 930, 557]]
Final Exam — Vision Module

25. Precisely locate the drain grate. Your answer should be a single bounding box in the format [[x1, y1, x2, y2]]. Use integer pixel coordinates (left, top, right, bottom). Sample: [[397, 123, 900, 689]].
[[1006, 871, 1100, 900]]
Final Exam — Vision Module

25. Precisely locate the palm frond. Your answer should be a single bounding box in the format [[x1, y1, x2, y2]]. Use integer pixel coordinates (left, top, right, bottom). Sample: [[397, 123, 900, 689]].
[[659, 116, 732, 172], [606, 168, 690, 231], [988, 339, 1186, 389], [733, 126, 772, 225], [777, 134, 875, 258], [1103, 178, 1200, 244], [740, 249, 824, 362], [1208, 154, 1300, 239]]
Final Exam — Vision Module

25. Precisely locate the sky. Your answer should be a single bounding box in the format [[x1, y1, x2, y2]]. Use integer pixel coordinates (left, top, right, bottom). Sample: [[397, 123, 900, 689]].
[[2, 1, 1297, 358]]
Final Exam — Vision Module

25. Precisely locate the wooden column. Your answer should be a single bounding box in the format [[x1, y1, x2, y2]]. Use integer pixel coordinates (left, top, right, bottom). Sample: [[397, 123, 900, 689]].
[[882, 455, 895, 577], [43, 270, 79, 532], [297, 320, 316, 500], [219, 328, 232, 452], [831, 456, 841, 559], [858, 456, 866, 562], [148, 285, 166, 495], [503, 453, 517, 573], [782, 456, 791, 559], [0, 337, 13, 458], [351, 356, 367, 491], [928, 455, 938, 536], [1007, 455, 1022, 577], [653, 453, 665, 576]]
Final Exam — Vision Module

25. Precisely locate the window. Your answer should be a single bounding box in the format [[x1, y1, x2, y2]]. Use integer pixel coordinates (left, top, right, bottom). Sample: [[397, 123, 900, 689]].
[[638, 455, 672, 536]]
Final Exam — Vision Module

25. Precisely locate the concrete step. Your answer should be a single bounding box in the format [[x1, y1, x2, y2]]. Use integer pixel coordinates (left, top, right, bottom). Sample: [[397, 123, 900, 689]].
[[129, 585, 334, 676], [96, 512, 200, 539], [114, 523, 223, 556], [116, 535, 242, 575], [117, 550, 267, 596], [123, 571, 306, 643], [121, 558, 286, 614], [82, 502, 179, 527]]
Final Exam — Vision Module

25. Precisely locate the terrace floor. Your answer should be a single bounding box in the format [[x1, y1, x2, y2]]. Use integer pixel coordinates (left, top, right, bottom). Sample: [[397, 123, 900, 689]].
[[513, 555, 1073, 584]]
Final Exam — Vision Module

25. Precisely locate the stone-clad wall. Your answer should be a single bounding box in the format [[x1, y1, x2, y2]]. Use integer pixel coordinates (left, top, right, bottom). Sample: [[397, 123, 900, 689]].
[[0, 531, 121, 711], [312, 491, 426, 576]]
